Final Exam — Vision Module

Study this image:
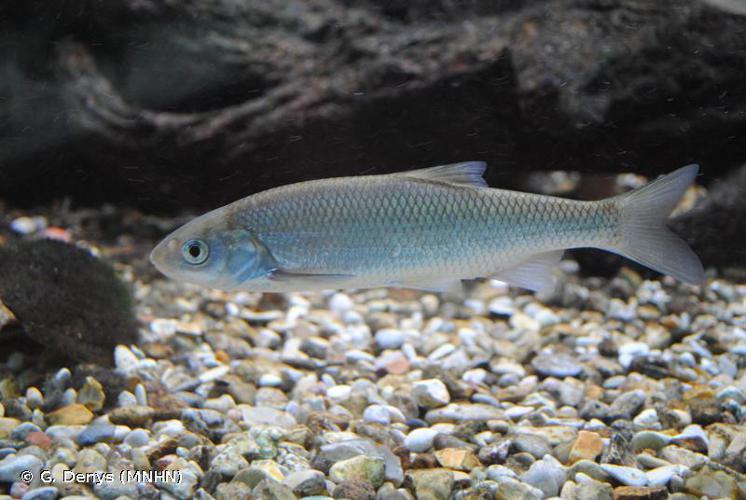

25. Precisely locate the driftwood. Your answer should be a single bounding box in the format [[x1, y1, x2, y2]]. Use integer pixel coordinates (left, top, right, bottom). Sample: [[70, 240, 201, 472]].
[[0, 0, 745, 210]]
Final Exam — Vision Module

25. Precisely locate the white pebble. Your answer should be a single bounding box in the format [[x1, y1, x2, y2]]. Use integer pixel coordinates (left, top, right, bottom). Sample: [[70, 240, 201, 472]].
[[600, 464, 648, 486], [375, 328, 405, 349], [25, 387, 44, 410], [646, 464, 688, 487], [10, 216, 46, 235], [114, 345, 140, 376], [118, 391, 137, 407], [326, 385, 352, 402], [412, 379, 451, 408], [198, 365, 230, 384], [428, 344, 455, 360], [462, 369, 487, 385], [153, 420, 185, 437], [488, 296, 514, 316], [404, 428, 439, 452], [124, 429, 150, 448], [363, 405, 393, 425], [633, 409, 660, 428], [618, 341, 650, 368], [329, 293, 354, 313], [134, 384, 148, 406], [259, 374, 283, 387]]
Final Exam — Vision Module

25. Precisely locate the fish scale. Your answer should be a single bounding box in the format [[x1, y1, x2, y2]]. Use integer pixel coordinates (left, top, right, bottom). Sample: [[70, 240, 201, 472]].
[[150, 161, 704, 292], [244, 174, 614, 285]]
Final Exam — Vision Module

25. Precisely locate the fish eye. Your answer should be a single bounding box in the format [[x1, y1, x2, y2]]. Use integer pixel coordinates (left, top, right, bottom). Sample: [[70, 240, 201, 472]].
[[182, 239, 209, 265]]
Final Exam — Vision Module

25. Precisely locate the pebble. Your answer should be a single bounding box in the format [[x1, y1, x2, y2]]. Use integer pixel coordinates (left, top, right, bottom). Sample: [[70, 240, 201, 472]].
[[659, 445, 708, 468], [114, 345, 140, 376], [521, 455, 566, 497], [20, 486, 58, 500], [0, 455, 43, 482], [646, 464, 688, 487], [77, 377, 105, 411], [633, 409, 660, 428], [433, 448, 480, 471], [531, 352, 583, 378], [330, 293, 354, 313], [600, 464, 648, 487], [375, 328, 405, 349], [77, 421, 115, 446], [608, 390, 646, 421], [241, 406, 296, 428], [425, 403, 503, 423], [282, 469, 327, 496], [512, 433, 552, 459], [568, 430, 604, 463], [362, 405, 404, 425], [329, 455, 385, 488], [406, 469, 454, 499], [412, 379, 451, 408], [124, 428, 150, 448], [404, 428, 439, 452], [25, 388, 44, 410], [631, 431, 672, 452], [46, 404, 94, 426], [10, 216, 46, 235]]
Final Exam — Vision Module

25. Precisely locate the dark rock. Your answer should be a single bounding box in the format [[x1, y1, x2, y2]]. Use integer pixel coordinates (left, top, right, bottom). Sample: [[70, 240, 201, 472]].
[[608, 390, 646, 421], [0, 239, 138, 364], [689, 396, 722, 426], [580, 400, 610, 421], [478, 439, 511, 465], [433, 433, 476, 451]]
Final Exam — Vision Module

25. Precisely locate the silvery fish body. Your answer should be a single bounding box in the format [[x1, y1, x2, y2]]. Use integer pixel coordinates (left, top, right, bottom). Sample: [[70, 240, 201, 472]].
[[150, 162, 704, 292]]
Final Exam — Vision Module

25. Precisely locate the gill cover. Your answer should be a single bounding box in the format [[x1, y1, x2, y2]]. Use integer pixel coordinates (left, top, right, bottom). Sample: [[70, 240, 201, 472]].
[[225, 230, 278, 285]]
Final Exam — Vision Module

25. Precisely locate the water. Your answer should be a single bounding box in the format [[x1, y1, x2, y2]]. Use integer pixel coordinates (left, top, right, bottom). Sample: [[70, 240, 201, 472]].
[[0, 2, 745, 498]]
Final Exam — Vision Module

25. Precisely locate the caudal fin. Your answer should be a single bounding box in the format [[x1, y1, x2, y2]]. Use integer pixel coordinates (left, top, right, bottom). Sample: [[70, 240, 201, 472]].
[[612, 164, 704, 285]]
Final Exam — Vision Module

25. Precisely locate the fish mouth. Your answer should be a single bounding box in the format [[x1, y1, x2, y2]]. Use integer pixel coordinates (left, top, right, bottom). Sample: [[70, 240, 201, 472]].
[[149, 237, 174, 273]]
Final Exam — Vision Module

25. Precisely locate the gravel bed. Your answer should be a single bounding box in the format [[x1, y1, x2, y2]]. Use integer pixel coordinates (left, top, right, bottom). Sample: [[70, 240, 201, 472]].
[[1, 209, 745, 500]]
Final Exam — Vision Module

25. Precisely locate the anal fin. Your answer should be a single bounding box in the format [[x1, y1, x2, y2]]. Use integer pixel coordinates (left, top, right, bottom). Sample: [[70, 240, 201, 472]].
[[491, 250, 563, 292], [392, 277, 464, 294]]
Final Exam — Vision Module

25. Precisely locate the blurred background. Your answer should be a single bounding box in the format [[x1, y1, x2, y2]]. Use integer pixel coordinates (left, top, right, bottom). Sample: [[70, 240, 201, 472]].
[[1, 0, 745, 267]]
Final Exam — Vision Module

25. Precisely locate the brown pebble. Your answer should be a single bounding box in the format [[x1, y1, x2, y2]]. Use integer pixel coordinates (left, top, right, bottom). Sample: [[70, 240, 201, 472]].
[[108, 405, 155, 426], [46, 404, 94, 426], [26, 431, 52, 450], [568, 430, 604, 464], [433, 448, 481, 471], [613, 485, 667, 500]]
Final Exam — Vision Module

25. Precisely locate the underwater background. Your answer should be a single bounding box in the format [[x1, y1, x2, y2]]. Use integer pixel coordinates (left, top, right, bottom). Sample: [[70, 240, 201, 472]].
[[1, 1, 746, 499]]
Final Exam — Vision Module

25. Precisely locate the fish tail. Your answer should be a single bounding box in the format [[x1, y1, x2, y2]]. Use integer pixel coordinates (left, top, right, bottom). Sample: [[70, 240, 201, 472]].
[[611, 164, 704, 285]]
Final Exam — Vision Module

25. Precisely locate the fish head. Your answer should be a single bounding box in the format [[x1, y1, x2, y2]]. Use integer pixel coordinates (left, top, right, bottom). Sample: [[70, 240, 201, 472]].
[[150, 211, 275, 290]]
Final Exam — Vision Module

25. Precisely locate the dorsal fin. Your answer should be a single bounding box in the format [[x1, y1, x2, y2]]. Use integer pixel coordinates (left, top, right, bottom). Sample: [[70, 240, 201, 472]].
[[401, 161, 488, 188]]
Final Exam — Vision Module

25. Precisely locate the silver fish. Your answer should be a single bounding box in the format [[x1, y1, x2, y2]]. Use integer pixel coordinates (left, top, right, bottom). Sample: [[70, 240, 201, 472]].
[[150, 162, 704, 293]]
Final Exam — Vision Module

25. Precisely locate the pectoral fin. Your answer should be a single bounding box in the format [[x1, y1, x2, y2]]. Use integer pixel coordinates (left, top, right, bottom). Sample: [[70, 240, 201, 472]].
[[491, 250, 563, 292]]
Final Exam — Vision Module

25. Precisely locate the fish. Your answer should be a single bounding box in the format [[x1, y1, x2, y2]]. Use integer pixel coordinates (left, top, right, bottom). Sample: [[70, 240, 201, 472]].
[[149, 162, 704, 293]]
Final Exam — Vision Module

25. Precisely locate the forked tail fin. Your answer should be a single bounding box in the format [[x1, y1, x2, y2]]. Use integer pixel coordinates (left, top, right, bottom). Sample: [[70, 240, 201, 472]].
[[612, 164, 704, 285]]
